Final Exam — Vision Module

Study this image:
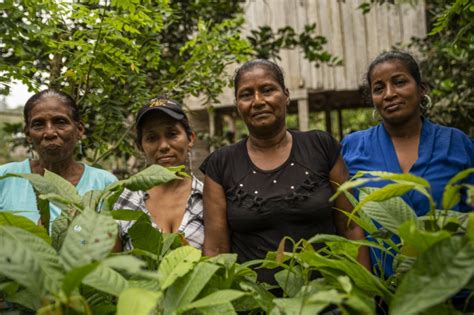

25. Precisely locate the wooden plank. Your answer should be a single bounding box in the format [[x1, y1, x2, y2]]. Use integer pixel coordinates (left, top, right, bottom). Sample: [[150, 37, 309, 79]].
[[363, 1, 380, 65], [283, 0, 301, 90], [350, 0, 368, 85], [339, 0, 358, 89], [295, 0, 312, 90], [307, 0, 323, 89], [328, 0, 346, 90]]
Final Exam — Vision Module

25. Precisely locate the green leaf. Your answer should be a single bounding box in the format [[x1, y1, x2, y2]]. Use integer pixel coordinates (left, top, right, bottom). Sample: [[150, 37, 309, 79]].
[[128, 214, 162, 255], [7, 289, 42, 311], [111, 209, 145, 221], [37, 197, 50, 234], [83, 265, 129, 296], [275, 267, 304, 297], [107, 164, 180, 193], [308, 233, 390, 253], [298, 251, 392, 302], [81, 190, 103, 210], [158, 246, 202, 290], [442, 168, 474, 209], [165, 262, 220, 313], [390, 237, 474, 315], [102, 255, 146, 274], [62, 262, 100, 296], [0, 212, 51, 244], [398, 221, 451, 256], [117, 287, 162, 315], [0, 226, 63, 295], [271, 297, 327, 315], [468, 213, 474, 246], [60, 209, 117, 270], [358, 187, 419, 234], [44, 169, 82, 204], [182, 290, 245, 311]]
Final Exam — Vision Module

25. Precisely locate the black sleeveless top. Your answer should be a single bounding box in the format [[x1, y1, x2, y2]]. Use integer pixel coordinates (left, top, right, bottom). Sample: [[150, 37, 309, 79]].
[[200, 130, 341, 284]]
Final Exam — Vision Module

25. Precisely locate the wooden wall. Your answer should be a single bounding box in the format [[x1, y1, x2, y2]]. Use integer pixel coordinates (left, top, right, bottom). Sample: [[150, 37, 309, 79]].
[[186, 0, 427, 111], [242, 0, 427, 93]]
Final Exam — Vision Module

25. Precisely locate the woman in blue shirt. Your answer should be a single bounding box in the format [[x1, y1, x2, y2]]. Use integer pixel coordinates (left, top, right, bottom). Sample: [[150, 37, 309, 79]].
[[341, 51, 473, 277], [0, 89, 116, 223]]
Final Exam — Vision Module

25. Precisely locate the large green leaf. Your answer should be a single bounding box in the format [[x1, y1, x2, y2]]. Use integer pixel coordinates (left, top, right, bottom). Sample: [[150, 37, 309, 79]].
[[117, 287, 162, 315], [83, 265, 129, 296], [354, 171, 430, 187], [128, 214, 162, 255], [308, 234, 391, 254], [442, 168, 474, 209], [102, 255, 146, 274], [182, 290, 245, 312], [62, 262, 100, 296], [390, 237, 474, 315], [81, 190, 103, 210], [275, 267, 304, 298], [467, 213, 474, 246], [106, 164, 180, 193], [358, 187, 419, 234], [165, 262, 220, 314], [0, 226, 63, 295], [60, 209, 117, 270], [0, 212, 51, 244], [270, 297, 328, 315], [44, 169, 82, 204], [298, 251, 392, 302], [158, 246, 201, 290], [7, 289, 42, 311], [398, 221, 451, 256]]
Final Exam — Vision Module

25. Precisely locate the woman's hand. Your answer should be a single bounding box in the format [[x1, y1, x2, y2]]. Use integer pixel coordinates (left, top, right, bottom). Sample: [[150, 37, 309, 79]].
[[330, 156, 371, 270], [202, 176, 230, 256]]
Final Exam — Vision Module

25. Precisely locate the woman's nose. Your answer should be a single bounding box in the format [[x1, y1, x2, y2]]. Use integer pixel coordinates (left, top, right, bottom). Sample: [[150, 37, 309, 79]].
[[384, 84, 396, 99], [43, 123, 57, 138], [158, 141, 170, 151], [253, 91, 265, 105]]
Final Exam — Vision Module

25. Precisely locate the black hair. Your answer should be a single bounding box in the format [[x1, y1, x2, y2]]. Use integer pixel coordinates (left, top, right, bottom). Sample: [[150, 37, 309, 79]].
[[366, 50, 423, 88], [135, 112, 193, 148], [233, 59, 287, 97], [23, 89, 81, 125]]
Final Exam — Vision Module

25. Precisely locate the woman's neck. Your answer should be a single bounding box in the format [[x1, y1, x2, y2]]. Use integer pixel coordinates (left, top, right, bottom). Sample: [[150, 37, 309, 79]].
[[149, 176, 191, 194], [384, 116, 422, 139], [248, 127, 289, 151], [30, 158, 84, 185]]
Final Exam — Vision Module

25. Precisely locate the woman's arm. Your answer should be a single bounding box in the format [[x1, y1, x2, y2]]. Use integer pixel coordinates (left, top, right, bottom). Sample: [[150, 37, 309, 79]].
[[202, 176, 230, 256], [330, 156, 371, 270]]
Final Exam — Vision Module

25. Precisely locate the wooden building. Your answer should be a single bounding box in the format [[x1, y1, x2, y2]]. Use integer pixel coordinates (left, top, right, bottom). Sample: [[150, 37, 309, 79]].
[[186, 0, 427, 174]]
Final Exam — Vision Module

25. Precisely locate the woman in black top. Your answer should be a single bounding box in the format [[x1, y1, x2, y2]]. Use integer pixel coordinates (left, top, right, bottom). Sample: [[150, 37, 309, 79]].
[[200, 59, 369, 284]]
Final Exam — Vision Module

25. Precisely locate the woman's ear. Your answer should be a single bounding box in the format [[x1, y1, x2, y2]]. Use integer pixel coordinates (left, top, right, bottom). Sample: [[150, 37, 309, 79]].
[[77, 122, 85, 140], [285, 88, 290, 106], [24, 126, 32, 144], [188, 131, 197, 149]]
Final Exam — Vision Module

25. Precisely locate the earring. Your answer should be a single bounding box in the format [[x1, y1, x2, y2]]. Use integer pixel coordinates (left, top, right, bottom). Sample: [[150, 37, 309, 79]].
[[187, 150, 193, 175], [78, 139, 84, 156], [28, 144, 36, 160], [420, 95, 433, 113], [372, 109, 380, 121]]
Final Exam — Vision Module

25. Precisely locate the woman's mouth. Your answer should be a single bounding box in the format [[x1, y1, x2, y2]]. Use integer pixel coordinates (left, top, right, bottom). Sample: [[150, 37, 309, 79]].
[[384, 103, 402, 112]]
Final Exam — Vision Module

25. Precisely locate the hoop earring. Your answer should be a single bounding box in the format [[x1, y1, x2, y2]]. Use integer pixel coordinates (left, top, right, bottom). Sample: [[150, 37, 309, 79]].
[[372, 109, 380, 121], [420, 95, 433, 112]]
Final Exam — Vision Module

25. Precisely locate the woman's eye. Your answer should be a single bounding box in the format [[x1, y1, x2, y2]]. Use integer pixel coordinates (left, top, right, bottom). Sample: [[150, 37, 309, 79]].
[[262, 86, 274, 94], [239, 91, 251, 99], [395, 79, 406, 85], [372, 85, 383, 94]]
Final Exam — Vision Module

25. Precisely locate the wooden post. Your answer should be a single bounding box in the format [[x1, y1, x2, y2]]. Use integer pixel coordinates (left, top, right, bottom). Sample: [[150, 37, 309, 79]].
[[297, 98, 309, 131], [337, 108, 343, 140], [325, 109, 332, 135]]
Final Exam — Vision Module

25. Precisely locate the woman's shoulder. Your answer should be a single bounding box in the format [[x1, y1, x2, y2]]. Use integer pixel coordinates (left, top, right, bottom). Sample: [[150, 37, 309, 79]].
[[0, 159, 30, 175], [82, 164, 118, 184]]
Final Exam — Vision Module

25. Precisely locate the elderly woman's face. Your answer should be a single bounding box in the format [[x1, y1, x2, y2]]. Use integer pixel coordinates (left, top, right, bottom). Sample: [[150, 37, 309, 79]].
[[25, 97, 84, 163], [235, 66, 289, 135]]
